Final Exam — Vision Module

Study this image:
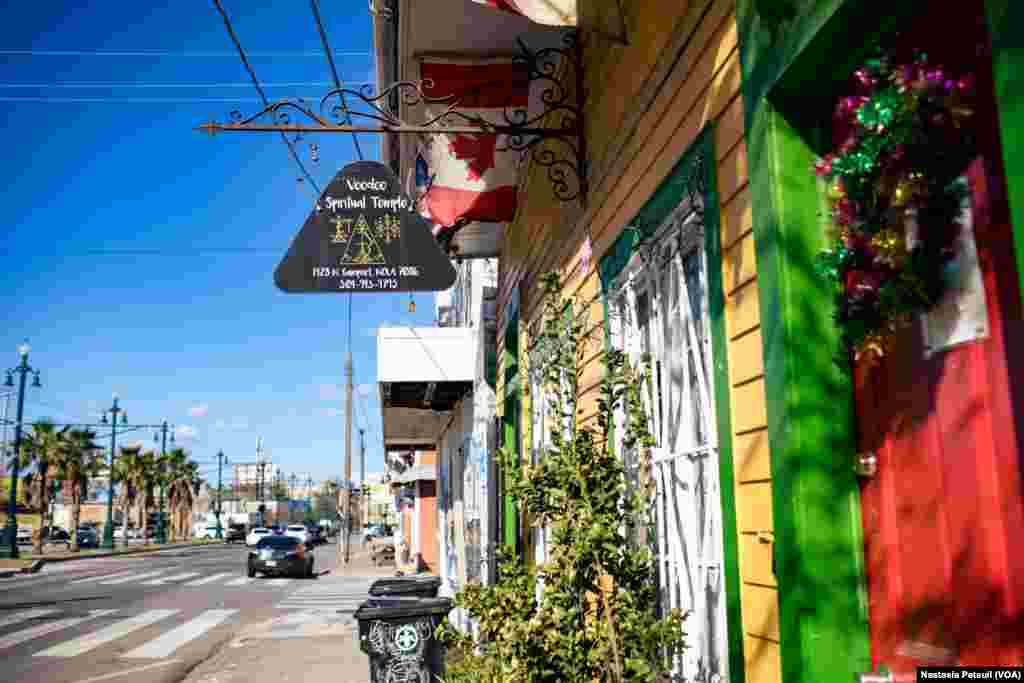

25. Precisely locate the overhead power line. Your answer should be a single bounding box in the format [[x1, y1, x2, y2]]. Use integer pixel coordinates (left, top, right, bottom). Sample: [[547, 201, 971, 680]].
[[0, 49, 372, 58], [0, 96, 324, 104], [0, 81, 346, 89], [212, 0, 321, 197], [310, 0, 363, 161]]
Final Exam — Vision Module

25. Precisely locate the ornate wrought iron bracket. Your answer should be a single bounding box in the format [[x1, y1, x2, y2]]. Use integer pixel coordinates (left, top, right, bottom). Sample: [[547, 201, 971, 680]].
[[196, 31, 586, 204]]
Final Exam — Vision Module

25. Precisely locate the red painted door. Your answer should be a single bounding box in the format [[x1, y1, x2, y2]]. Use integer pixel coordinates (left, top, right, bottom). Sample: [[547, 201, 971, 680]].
[[854, 3, 1024, 675]]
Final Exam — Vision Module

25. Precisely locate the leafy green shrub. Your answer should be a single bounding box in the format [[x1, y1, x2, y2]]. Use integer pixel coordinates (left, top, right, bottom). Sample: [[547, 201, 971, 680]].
[[437, 272, 685, 682]]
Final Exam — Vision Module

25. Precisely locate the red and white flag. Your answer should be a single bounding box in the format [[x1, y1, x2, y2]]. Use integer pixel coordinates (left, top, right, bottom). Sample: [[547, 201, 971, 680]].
[[418, 59, 530, 228], [471, 0, 576, 26]]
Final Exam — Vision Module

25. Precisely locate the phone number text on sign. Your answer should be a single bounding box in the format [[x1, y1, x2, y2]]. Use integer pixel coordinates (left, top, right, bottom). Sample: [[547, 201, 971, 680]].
[[336, 278, 399, 290]]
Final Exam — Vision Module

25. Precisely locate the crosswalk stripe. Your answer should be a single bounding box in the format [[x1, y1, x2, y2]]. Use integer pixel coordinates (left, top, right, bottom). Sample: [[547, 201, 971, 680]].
[[142, 572, 199, 586], [99, 570, 166, 585], [183, 572, 231, 587], [0, 610, 118, 651], [70, 571, 134, 585], [0, 609, 60, 629], [223, 577, 252, 587], [35, 609, 179, 657], [121, 609, 237, 659]]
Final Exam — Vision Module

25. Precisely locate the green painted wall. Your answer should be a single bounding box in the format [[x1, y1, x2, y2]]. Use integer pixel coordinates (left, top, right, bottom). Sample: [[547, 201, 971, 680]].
[[736, 1, 883, 681], [984, 0, 1024, 303], [501, 290, 521, 554]]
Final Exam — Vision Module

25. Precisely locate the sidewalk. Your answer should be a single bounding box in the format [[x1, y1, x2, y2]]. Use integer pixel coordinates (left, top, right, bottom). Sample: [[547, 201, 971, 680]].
[[0, 540, 222, 577], [183, 542, 399, 683]]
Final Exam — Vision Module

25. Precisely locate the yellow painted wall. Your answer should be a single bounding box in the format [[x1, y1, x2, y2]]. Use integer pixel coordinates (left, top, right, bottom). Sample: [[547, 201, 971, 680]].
[[494, 1, 780, 681]]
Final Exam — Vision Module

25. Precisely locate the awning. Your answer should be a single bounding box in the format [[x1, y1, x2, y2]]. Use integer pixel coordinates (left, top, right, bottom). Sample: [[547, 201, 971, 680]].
[[378, 326, 475, 450], [389, 464, 438, 484]]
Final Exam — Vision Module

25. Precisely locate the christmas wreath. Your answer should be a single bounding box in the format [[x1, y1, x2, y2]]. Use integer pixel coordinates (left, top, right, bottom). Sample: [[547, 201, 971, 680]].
[[814, 48, 976, 360]]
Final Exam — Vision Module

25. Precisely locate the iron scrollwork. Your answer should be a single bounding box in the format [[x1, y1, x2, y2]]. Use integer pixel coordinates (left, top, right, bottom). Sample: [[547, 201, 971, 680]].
[[198, 30, 586, 205]]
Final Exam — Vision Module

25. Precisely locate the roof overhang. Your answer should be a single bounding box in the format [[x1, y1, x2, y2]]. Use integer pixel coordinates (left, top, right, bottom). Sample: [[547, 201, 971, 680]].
[[377, 326, 474, 449]]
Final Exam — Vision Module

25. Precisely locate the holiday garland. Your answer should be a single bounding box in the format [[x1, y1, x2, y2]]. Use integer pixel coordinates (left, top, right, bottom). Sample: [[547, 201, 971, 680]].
[[814, 49, 976, 360]]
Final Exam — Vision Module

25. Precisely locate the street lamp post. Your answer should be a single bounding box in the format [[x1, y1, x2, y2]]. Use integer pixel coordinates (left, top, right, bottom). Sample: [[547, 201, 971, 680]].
[[2, 341, 41, 559], [215, 450, 226, 540], [154, 421, 174, 545], [99, 394, 127, 550]]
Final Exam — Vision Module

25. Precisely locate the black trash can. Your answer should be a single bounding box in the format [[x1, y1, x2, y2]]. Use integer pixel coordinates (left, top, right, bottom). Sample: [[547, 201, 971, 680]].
[[354, 596, 453, 683], [368, 575, 442, 599]]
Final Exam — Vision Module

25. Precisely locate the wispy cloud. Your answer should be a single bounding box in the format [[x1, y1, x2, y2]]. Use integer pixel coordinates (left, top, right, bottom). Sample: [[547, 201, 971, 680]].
[[188, 403, 209, 418], [176, 424, 199, 441], [324, 407, 344, 418], [356, 383, 375, 397]]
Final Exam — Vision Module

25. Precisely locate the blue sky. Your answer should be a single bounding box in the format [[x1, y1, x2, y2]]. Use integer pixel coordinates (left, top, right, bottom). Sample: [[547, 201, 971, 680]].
[[0, 2, 434, 487]]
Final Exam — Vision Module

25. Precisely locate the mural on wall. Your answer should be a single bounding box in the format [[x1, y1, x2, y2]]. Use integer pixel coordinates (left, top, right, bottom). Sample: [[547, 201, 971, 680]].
[[464, 434, 483, 583]]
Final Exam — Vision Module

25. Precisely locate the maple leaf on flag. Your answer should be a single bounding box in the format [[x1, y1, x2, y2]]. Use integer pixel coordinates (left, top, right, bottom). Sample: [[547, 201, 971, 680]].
[[448, 133, 497, 181]]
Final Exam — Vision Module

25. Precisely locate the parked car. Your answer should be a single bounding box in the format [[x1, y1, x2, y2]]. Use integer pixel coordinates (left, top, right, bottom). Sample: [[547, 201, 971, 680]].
[[76, 527, 99, 548], [42, 526, 70, 542], [225, 524, 246, 543], [113, 526, 141, 540], [247, 535, 313, 578], [16, 526, 33, 545], [245, 527, 272, 547], [284, 524, 309, 545], [363, 524, 386, 544]]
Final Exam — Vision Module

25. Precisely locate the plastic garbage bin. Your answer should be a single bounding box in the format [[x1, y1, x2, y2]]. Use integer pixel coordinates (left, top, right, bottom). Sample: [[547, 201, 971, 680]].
[[368, 575, 441, 598], [354, 596, 453, 683]]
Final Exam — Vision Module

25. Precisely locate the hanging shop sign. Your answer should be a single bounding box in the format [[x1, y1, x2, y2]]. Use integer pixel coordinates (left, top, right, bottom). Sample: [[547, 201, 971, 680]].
[[274, 160, 457, 293]]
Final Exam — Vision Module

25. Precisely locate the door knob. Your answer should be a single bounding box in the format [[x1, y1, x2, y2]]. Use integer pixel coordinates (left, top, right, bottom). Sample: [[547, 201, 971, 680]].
[[855, 452, 878, 478]]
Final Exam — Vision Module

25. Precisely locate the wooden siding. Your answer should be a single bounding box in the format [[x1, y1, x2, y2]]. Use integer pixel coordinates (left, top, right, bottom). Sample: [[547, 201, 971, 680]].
[[494, 1, 780, 682]]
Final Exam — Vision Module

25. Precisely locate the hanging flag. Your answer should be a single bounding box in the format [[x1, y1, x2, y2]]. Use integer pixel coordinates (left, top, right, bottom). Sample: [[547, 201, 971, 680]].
[[471, 0, 576, 26], [419, 59, 530, 228]]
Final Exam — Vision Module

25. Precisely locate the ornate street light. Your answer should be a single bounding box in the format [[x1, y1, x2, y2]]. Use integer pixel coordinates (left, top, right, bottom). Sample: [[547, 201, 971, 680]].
[[99, 393, 127, 550], [2, 341, 41, 559]]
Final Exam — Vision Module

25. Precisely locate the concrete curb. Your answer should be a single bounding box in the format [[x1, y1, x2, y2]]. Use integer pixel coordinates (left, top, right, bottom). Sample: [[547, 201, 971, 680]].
[[19, 541, 225, 574]]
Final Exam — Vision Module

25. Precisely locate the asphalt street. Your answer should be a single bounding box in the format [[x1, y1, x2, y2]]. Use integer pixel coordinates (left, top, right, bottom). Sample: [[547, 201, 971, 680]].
[[0, 540, 378, 683]]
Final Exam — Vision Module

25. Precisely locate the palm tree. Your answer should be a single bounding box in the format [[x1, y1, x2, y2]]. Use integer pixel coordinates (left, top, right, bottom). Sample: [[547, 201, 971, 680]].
[[165, 449, 201, 541], [20, 420, 63, 555], [113, 445, 147, 548], [135, 450, 157, 543], [52, 428, 102, 552]]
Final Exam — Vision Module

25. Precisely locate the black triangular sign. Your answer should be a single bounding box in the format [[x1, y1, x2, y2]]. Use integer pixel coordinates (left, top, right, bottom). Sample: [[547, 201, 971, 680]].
[[274, 160, 457, 293]]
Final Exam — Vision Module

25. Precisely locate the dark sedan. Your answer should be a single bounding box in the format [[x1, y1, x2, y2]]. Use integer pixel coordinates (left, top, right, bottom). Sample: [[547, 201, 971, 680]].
[[225, 524, 246, 543], [247, 536, 314, 578]]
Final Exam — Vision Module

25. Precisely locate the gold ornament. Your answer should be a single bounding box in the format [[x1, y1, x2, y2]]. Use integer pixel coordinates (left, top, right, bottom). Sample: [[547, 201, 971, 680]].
[[828, 181, 845, 201], [871, 228, 907, 266]]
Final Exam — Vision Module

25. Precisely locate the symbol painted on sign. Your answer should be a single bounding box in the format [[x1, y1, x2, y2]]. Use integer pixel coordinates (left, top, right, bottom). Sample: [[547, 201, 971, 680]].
[[394, 624, 420, 652]]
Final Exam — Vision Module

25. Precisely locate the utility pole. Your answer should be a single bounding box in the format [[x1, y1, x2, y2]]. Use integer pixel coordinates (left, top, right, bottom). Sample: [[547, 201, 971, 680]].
[[359, 428, 365, 545], [255, 437, 265, 528], [342, 351, 353, 565], [2, 342, 39, 560], [215, 450, 226, 540]]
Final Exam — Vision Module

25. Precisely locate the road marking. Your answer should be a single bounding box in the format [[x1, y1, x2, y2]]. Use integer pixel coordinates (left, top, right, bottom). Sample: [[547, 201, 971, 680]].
[[264, 578, 292, 586], [0, 610, 118, 651], [70, 571, 134, 585], [223, 577, 252, 586], [0, 608, 60, 628], [70, 659, 180, 683], [99, 570, 166, 585], [141, 572, 199, 586], [182, 572, 231, 587], [121, 609, 237, 659], [35, 609, 178, 657]]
